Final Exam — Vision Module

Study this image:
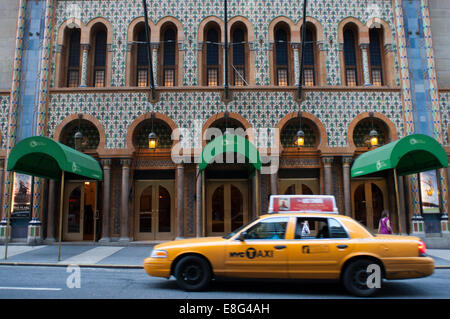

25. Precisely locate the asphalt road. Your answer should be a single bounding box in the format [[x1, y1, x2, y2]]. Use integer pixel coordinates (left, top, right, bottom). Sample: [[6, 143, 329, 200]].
[[0, 265, 450, 299]]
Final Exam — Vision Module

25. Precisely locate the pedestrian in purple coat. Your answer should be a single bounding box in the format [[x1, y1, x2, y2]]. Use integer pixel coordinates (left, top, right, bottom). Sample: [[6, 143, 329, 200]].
[[378, 210, 393, 234]]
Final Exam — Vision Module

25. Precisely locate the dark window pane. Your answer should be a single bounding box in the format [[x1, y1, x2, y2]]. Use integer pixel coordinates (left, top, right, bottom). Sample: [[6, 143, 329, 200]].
[[369, 29, 382, 67], [94, 30, 107, 67], [163, 28, 176, 66], [275, 28, 288, 66], [206, 28, 219, 66], [68, 29, 80, 67], [303, 27, 315, 66], [233, 28, 245, 66], [137, 29, 149, 66], [343, 28, 357, 66]]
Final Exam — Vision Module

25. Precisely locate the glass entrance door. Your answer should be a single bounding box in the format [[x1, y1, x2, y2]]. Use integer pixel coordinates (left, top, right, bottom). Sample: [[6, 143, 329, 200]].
[[352, 179, 388, 232], [134, 180, 174, 240], [206, 181, 248, 236], [63, 181, 98, 241]]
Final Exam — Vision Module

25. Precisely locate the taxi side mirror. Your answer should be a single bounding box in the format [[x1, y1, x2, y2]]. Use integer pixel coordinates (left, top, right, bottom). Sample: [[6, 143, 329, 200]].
[[238, 231, 247, 241]]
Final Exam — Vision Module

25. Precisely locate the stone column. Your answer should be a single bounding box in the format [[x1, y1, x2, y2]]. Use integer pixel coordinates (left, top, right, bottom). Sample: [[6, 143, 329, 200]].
[[176, 164, 184, 238], [79, 44, 90, 87], [151, 43, 159, 86], [342, 156, 352, 216], [322, 157, 334, 195], [195, 165, 202, 238], [360, 43, 372, 86], [270, 170, 278, 196], [99, 159, 112, 242], [45, 179, 56, 242], [292, 43, 301, 86], [119, 159, 132, 242]]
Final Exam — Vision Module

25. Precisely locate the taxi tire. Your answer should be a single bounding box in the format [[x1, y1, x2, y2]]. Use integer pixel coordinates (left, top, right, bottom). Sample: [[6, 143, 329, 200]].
[[342, 259, 380, 297], [174, 255, 212, 291]]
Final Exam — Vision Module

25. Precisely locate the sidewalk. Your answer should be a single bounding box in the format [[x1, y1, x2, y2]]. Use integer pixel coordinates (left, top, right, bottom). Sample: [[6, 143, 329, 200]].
[[0, 243, 449, 269]]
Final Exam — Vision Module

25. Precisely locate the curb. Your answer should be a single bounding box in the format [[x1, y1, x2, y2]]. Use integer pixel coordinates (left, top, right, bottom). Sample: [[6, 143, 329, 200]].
[[0, 262, 143, 269]]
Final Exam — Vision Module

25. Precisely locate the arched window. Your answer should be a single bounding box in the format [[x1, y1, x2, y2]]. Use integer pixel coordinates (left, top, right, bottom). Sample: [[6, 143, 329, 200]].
[[232, 27, 246, 86], [274, 25, 290, 86], [280, 118, 318, 148], [369, 28, 384, 86], [135, 24, 150, 87], [66, 28, 81, 87], [301, 24, 316, 86], [92, 28, 107, 87], [343, 26, 360, 86], [161, 26, 177, 87], [353, 118, 387, 148], [134, 119, 173, 150], [205, 25, 221, 86], [61, 120, 100, 151]]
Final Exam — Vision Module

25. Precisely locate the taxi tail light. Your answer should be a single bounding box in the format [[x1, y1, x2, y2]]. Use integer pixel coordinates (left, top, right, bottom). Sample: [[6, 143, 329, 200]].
[[418, 240, 427, 256]]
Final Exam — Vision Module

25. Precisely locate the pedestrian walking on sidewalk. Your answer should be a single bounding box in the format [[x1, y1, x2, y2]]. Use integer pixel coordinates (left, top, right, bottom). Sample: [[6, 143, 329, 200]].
[[378, 210, 393, 234]]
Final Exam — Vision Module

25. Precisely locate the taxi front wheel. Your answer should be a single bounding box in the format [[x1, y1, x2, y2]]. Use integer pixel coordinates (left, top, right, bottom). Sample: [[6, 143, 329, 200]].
[[342, 259, 380, 297], [174, 255, 212, 291]]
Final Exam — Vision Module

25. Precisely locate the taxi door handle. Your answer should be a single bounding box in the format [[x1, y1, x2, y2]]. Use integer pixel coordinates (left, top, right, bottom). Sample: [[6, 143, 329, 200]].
[[337, 245, 348, 249], [274, 245, 287, 250]]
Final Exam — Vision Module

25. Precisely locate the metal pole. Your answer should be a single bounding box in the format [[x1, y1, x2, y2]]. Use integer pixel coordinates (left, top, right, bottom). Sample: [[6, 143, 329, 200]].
[[393, 168, 403, 234], [201, 170, 205, 237], [297, 0, 308, 100], [224, 0, 230, 100], [142, 0, 156, 100], [93, 181, 98, 242], [58, 171, 65, 261], [4, 173, 14, 260]]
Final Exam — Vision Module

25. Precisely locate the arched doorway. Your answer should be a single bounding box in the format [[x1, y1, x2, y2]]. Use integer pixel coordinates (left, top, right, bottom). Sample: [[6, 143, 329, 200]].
[[279, 179, 319, 195], [351, 179, 388, 232], [134, 180, 175, 240]]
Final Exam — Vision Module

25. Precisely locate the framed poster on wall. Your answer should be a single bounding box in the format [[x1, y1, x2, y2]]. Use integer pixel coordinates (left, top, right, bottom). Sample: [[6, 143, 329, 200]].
[[11, 173, 32, 216], [419, 170, 440, 214]]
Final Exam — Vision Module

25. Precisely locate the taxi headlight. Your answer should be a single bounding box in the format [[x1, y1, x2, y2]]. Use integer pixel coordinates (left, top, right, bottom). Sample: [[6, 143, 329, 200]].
[[150, 249, 168, 258]]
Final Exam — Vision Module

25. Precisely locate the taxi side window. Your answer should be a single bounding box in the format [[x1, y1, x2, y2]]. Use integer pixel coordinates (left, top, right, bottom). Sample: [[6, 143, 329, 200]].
[[295, 217, 327, 239], [294, 217, 349, 239], [328, 218, 349, 238], [244, 217, 289, 240]]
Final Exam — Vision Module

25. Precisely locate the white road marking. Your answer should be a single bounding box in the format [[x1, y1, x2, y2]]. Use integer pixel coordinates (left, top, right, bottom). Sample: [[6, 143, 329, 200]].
[[0, 245, 46, 259], [58, 246, 124, 265], [0, 287, 61, 291]]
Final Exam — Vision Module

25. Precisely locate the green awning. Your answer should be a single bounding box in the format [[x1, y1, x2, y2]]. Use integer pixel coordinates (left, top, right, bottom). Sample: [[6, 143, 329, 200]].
[[351, 134, 448, 178], [199, 134, 262, 173], [7, 136, 103, 180]]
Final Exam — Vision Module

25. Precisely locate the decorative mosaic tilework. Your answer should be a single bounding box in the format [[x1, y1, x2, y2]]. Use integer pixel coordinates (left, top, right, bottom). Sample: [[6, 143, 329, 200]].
[[0, 95, 9, 150], [47, 89, 403, 149], [51, 0, 400, 87], [440, 92, 450, 145]]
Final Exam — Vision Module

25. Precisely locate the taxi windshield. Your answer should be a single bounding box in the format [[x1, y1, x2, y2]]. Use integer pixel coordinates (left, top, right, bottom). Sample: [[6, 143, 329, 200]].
[[223, 217, 260, 239]]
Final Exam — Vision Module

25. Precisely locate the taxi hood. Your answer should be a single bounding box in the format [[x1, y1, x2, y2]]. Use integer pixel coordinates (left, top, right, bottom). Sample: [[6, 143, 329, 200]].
[[153, 236, 227, 250]]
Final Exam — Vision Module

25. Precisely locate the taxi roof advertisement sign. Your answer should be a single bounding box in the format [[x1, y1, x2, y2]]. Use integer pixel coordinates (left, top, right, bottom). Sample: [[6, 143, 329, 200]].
[[269, 195, 338, 213]]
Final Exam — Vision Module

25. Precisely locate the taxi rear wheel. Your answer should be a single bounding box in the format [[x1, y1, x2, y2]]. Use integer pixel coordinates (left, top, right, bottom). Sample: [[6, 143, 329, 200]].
[[342, 259, 380, 297], [174, 255, 212, 291]]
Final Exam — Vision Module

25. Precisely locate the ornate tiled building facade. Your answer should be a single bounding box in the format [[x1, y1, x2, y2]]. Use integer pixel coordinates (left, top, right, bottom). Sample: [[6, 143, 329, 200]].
[[1, 0, 449, 246]]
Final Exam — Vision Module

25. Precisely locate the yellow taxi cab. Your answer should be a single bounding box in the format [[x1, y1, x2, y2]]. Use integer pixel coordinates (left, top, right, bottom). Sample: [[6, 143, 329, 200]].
[[144, 195, 434, 296]]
